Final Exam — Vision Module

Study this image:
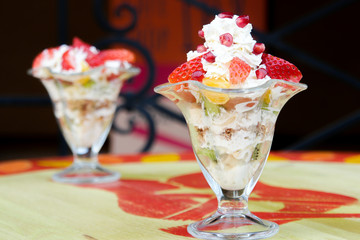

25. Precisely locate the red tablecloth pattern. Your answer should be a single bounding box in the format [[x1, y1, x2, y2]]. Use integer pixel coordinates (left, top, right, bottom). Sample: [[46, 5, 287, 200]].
[[0, 151, 359, 239]]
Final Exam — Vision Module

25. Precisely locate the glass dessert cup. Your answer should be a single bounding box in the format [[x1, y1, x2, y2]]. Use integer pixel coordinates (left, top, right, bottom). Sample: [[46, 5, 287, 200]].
[[155, 80, 307, 239], [30, 66, 140, 184]]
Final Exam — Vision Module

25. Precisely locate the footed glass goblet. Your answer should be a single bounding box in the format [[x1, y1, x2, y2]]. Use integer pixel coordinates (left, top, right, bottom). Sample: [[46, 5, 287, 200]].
[[155, 79, 307, 239], [30, 65, 139, 184]]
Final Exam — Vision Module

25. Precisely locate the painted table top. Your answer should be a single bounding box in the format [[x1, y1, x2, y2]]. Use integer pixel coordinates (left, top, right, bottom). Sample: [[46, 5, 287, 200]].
[[0, 151, 359, 240]]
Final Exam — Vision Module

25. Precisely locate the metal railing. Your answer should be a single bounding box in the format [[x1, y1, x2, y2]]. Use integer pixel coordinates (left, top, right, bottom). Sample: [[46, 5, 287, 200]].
[[1, 0, 358, 153]]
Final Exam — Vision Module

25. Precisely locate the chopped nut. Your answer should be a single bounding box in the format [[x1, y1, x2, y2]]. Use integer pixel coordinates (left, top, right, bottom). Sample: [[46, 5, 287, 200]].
[[196, 127, 208, 138], [223, 128, 234, 140]]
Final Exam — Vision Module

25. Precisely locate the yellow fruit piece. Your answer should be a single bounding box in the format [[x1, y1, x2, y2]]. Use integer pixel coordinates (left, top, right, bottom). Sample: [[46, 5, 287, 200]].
[[76, 76, 91, 85], [203, 76, 231, 88], [203, 91, 230, 104], [73, 61, 92, 85], [202, 76, 230, 104], [73, 61, 91, 84], [263, 89, 271, 105], [81, 61, 90, 72]]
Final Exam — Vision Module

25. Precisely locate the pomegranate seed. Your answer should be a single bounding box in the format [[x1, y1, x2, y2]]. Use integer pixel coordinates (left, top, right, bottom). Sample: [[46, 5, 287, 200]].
[[236, 15, 250, 28], [197, 44, 207, 53], [219, 33, 233, 47], [253, 43, 265, 55], [218, 12, 234, 18], [256, 68, 267, 79], [203, 51, 216, 63], [191, 70, 205, 81], [198, 30, 205, 39]]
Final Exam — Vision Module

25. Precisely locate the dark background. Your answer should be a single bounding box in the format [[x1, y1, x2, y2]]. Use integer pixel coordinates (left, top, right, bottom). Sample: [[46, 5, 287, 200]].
[[0, 0, 359, 161]]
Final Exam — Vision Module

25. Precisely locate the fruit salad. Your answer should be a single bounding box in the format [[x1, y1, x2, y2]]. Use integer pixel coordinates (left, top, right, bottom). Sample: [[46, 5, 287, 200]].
[[31, 37, 138, 149], [166, 13, 303, 190]]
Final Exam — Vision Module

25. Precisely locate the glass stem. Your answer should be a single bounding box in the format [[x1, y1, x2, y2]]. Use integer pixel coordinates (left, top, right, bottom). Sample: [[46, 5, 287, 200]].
[[73, 147, 98, 165], [218, 189, 249, 215]]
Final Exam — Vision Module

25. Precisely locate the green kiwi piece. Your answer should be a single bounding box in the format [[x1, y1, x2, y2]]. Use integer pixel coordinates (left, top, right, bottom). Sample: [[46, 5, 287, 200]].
[[202, 96, 221, 116], [251, 143, 262, 161], [83, 79, 96, 88], [197, 148, 217, 163]]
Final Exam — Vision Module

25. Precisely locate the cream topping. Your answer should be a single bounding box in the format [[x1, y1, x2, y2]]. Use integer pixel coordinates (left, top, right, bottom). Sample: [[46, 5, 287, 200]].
[[187, 15, 271, 88]]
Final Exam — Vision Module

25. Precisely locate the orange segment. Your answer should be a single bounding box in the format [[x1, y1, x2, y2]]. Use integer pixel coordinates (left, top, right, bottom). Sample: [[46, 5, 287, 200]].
[[202, 76, 230, 104], [203, 76, 231, 88]]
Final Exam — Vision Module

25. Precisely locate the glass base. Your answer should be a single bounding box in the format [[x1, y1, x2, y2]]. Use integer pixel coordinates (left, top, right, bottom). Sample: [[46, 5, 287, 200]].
[[187, 211, 279, 240], [52, 162, 120, 184]]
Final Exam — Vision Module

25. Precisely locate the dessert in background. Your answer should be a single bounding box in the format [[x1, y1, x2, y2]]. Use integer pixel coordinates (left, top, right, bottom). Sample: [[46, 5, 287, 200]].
[[31, 37, 137, 149], [30, 37, 139, 183]]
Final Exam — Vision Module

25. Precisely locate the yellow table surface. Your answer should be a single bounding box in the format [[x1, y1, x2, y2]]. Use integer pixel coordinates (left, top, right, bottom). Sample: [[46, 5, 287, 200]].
[[0, 151, 360, 240]]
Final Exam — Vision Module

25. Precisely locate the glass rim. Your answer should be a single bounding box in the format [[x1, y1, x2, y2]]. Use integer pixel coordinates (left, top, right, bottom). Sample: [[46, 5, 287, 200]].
[[154, 79, 308, 94], [27, 65, 141, 77]]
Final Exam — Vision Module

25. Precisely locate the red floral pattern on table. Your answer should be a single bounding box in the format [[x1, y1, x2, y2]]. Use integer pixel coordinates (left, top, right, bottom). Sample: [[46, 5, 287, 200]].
[[1, 152, 359, 238], [82, 172, 360, 238]]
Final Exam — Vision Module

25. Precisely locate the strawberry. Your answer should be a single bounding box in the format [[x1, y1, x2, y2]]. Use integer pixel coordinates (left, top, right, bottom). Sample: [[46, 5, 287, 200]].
[[32, 51, 45, 69], [72, 37, 91, 49], [229, 57, 251, 84], [168, 55, 206, 83], [61, 49, 76, 70], [87, 49, 135, 67], [86, 55, 102, 67], [261, 53, 302, 83], [72, 37, 97, 62], [32, 47, 59, 68]]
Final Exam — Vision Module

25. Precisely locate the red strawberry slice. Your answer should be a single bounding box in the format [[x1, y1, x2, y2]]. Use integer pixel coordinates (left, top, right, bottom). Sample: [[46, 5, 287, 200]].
[[168, 55, 206, 83], [229, 57, 251, 84], [61, 49, 76, 70], [32, 51, 46, 69], [72, 37, 98, 63], [72, 37, 91, 49], [87, 49, 135, 67], [86, 55, 102, 67], [32, 47, 59, 68], [262, 53, 302, 83], [100, 49, 135, 62]]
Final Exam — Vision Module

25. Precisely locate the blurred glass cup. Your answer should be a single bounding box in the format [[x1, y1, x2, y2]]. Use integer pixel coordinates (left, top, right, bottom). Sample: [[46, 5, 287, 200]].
[[29, 65, 139, 184]]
